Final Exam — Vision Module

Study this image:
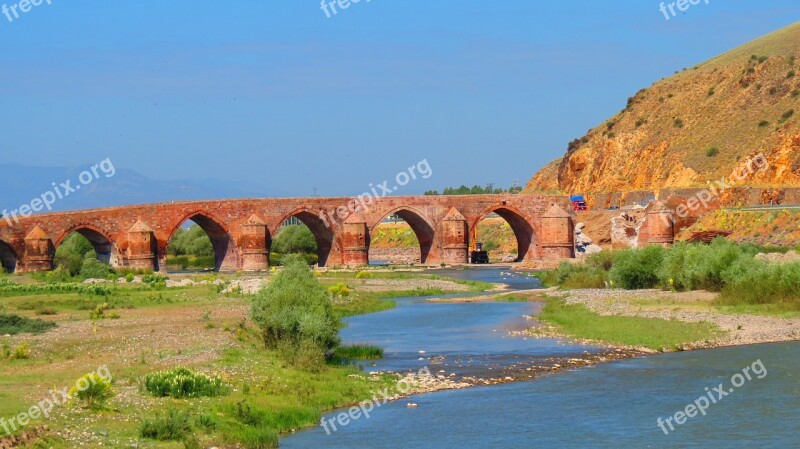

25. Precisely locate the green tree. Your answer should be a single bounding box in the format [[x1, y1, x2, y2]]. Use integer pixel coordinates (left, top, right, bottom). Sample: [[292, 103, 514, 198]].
[[54, 233, 95, 276], [272, 224, 317, 255]]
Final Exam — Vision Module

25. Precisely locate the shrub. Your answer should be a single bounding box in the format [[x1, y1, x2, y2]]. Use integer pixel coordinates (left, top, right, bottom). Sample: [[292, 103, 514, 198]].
[[780, 109, 795, 123], [327, 282, 351, 298], [609, 246, 665, 289], [586, 251, 616, 271], [69, 372, 114, 410], [143, 367, 228, 398], [89, 303, 110, 320], [658, 239, 759, 292], [79, 258, 115, 279], [9, 341, 31, 360], [251, 256, 340, 369], [538, 261, 608, 289], [355, 271, 372, 279], [718, 259, 800, 307], [140, 408, 193, 441], [673, 118, 684, 128], [705, 147, 719, 157], [758, 120, 770, 128], [0, 313, 56, 335], [788, 70, 796, 79]]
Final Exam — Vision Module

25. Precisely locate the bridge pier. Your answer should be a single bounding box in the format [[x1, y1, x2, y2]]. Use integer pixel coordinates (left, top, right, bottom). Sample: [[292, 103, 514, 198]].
[[440, 208, 469, 264], [21, 226, 54, 273], [240, 215, 269, 271], [540, 204, 575, 259], [125, 221, 157, 271], [341, 214, 369, 267]]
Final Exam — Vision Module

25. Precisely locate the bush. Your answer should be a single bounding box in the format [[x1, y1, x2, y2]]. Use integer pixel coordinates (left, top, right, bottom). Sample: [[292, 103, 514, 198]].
[[251, 256, 340, 369], [718, 259, 800, 307], [143, 367, 228, 398], [355, 271, 373, 279], [609, 246, 665, 289], [6, 341, 31, 360], [705, 147, 719, 157], [658, 239, 754, 292], [538, 261, 608, 289], [140, 408, 193, 441], [758, 120, 770, 128], [69, 372, 114, 410], [0, 313, 56, 335], [780, 109, 795, 123], [673, 118, 684, 128], [79, 258, 115, 279], [327, 282, 351, 298]]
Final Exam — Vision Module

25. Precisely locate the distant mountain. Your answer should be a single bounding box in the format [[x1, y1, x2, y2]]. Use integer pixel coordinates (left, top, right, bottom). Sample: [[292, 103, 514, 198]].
[[525, 22, 800, 194], [0, 163, 279, 213]]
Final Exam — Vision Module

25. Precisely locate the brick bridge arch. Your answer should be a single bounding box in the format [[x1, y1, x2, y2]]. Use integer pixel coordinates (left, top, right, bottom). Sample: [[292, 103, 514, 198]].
[[0, 194, 576, 273], [472, 204, 537, 262], [162, 210, 240, 272], [368, 206, 436, 264], [274, 208, 336, 267], [54, 224, 121, 267]]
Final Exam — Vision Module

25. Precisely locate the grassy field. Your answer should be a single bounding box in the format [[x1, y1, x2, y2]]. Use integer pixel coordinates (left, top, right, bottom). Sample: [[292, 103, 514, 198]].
[[537, 297, 720, 351], [0, 270, 490, 448]]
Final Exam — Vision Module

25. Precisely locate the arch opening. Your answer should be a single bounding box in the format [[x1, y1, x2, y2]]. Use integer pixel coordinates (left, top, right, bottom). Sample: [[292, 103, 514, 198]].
[[473, 208, 535, 263], [0, 241, 17, 273], [274, 211, 333, 267], [369, 209, 435, 265], [55, 229, 119, 276], [271, 217, 318, 266], [166, 215, 237, 272]]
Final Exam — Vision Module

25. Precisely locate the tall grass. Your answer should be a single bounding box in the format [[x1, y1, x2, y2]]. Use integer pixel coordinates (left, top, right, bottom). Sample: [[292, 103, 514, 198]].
[[540, 239, 800, 310], [333, 344, 384, 360]]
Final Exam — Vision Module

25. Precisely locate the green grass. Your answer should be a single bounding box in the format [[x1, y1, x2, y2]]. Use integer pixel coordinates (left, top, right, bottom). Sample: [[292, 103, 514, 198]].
[[717, 303, 800, 318], [539, 297, 721, 351], [333, 344, 384, 360]]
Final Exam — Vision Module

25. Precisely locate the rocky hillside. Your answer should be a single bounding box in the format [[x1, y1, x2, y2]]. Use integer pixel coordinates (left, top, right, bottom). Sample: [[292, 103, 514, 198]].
[[525, 22, 800, 195]]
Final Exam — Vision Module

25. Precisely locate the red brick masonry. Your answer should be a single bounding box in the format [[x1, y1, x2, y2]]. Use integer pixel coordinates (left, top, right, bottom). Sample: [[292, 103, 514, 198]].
[[0, 195, 578, 272]]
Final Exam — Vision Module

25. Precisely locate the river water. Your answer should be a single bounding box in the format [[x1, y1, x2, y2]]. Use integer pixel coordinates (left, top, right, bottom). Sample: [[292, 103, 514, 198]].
[[282, 267, 800, 448]]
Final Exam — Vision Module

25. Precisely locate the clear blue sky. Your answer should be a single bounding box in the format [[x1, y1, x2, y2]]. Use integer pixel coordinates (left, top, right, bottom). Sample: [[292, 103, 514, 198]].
[[1, 1, 798, 197]]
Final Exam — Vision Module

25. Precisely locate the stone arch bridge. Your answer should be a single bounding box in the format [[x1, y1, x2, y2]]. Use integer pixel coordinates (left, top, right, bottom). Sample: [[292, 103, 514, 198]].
[[0, 195, 577, 273]]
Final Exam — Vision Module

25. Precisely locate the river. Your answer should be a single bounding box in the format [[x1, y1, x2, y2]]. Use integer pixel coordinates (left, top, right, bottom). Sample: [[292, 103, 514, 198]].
[[282, 267, 800, 448]]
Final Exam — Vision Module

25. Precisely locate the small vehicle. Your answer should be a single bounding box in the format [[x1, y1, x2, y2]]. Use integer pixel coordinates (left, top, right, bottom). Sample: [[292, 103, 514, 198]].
[[470, 242, 490, 264], [570, 194, 587, 211]]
